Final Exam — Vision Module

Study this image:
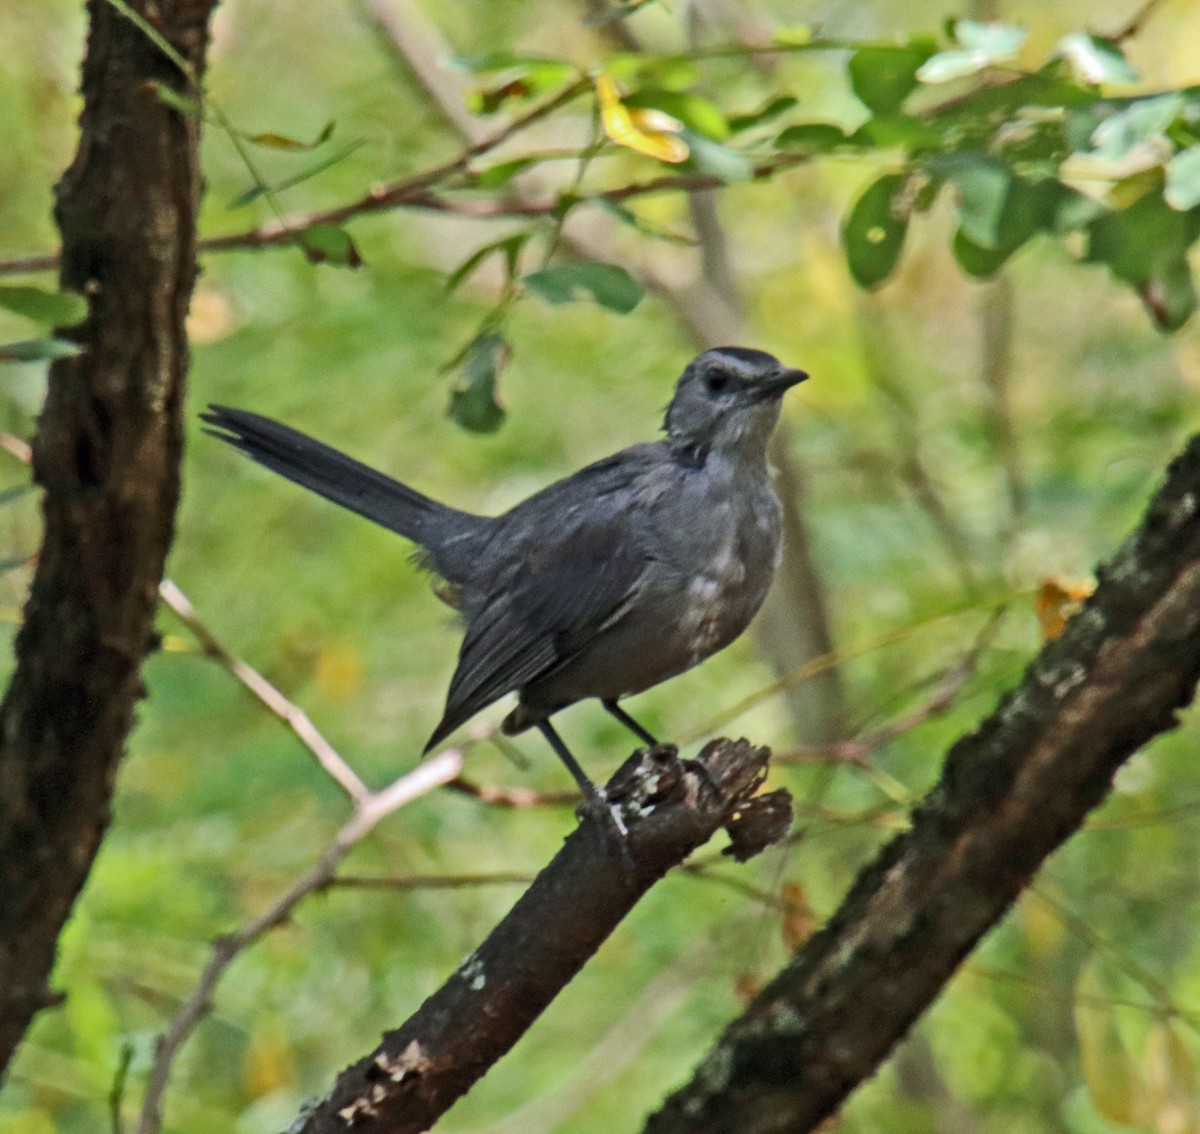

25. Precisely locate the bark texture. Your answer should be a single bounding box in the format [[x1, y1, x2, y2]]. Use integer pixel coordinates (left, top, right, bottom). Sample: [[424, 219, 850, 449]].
[[295, 741, 791, 1134], [644, 436, 1200, 1133], [0, 0, 215, 1079]]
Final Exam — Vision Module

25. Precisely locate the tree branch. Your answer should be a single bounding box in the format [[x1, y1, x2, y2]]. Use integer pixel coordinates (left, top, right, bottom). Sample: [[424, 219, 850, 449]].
[[293, 739, 791, 1134], [643, 434, 1200, 1133], [0, 0, 217, 1080]]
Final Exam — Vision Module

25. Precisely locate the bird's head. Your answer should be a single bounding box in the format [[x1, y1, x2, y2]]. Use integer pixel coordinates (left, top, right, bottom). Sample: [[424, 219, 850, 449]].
[[664, 347, 808, 461]]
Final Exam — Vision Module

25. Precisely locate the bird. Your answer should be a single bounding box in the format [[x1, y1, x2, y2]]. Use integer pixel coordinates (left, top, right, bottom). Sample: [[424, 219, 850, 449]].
[[202, 346, 807, 822]]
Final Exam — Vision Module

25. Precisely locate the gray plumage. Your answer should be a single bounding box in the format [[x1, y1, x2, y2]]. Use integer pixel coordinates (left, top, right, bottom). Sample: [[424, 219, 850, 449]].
[[202, 346, 806, 789]]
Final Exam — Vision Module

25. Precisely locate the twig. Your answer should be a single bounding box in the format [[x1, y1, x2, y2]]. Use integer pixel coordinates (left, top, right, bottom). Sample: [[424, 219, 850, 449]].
[[135, 747, 464, 1134], [330, 871, 536, 891], [0, 430, 32, 465], [978, 276, 1026, 547], [1110, 0, 1170, 42], [773, 610, 1002, 767], [156, 580, 369, 803], [446, 775, 578, 808]]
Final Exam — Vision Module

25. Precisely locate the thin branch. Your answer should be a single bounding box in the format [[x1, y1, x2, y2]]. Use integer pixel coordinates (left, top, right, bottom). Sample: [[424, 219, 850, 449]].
[[1110, 0, 1170, 42], [446, 775, 578, 808], [156, 580, 369, 803], [291, 739, 791, 1134], [134, 748, 464, 1134], [773, 610, 1001, 767]]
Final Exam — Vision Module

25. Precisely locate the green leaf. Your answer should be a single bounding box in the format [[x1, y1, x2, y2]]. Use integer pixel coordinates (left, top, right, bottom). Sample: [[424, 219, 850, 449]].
[[842, 172, 909, 288], [147, 80, 202, 118], [445, 233, 529, 293], [462, 58, 577, 114], [594, 199, 695, 245], [928, 152, 1013, 249], [948, 175, 1064, 273], [231, 141, 365, 207], [775, 123, 847, 153], [917, 48, 992, 84], [953, 19, 1027, 58], [449, 332, 509, 433], [680, 131, 754, 182], [298, 224, 363, 268], [1091, 94, 1183, 161], [1165, 145, 1200, 210], [0, 285, 88, 326], [0, 338, 82, 363], [1057, 33, 1139, 85], [1086, 189, 1200, 330], [849, 114, 940, 151], [245, 120, 336, 151], [728, 96, 798, 134], [848, 43, 936, 114], [523, 262, 643, 313]]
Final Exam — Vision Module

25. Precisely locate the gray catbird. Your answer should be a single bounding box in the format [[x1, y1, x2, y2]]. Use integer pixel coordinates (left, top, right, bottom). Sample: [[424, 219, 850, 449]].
[[202, 346, 806, 818]]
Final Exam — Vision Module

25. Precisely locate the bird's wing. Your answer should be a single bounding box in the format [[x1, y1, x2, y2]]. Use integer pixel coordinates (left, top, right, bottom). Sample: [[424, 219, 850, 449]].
[[424, 460, 654, 750]]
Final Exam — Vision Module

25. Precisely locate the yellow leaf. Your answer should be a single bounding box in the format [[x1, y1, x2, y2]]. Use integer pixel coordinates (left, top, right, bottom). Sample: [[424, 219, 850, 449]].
[[595, 74, 689, 164], [1075, 960, 1145, 1125], [314, 637, 364, 700], [1146, 1022, 1199, 1134], [1036, 576, 1095, 640], [781, 881, 816, 951], [244, 1021, 296, 1098]]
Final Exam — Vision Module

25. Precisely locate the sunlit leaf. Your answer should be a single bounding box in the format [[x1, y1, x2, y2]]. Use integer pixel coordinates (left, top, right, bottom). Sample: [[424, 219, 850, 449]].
[[0, 338, 82, 363], [917, 48, 992, 84], [848, 42, 936, 114], [298, 224, 363, 268], [953, 19, 1027, 58], [1145, 1022, 1198, 1134], [0, 285, 87, 325], [449, 332, 509, 433], [842, 172, 908, 288], [1166, 145, 1200, 211], [1057, 33, 1139, 85], [596, 74, 688, 163], [1090, 94, 1183, 161], [523, 262, 643, 313]]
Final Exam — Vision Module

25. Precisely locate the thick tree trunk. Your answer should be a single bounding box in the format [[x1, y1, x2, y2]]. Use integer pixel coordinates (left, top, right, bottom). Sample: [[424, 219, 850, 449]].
[[644, 436, 1200, 1133], [0, 0, 215, 1079]]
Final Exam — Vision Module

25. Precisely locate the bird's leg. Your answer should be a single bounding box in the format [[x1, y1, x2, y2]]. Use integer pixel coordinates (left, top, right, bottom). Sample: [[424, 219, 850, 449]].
[[601, 700, 658, 747], [536, 720, 633, 855]]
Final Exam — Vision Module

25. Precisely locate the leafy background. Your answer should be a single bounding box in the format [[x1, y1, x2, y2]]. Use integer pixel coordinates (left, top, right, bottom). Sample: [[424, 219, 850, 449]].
[[3, 0, 1200, 1131]]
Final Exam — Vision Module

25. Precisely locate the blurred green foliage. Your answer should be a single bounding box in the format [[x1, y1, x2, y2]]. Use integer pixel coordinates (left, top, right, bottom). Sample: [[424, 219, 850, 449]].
[[2, 0, 1200, 1131]]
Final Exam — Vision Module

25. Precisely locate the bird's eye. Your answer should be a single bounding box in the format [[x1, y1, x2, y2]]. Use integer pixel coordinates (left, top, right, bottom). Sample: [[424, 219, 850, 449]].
[[705, 371, 731, 394]]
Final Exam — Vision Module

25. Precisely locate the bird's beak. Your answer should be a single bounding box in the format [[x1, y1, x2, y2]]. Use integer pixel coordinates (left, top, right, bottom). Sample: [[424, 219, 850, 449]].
[[757, 367, 809, 398]]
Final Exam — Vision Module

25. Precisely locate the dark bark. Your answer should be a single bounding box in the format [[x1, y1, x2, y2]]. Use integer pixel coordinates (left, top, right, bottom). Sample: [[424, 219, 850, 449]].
[[644, 435, 1200, 1134], [294, 740, 792, 1134], [0, 0, 215, 1079]]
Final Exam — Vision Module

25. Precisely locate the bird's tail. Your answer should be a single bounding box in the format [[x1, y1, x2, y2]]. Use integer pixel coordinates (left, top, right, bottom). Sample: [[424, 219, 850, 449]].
[[202, 406, 487, 579]]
